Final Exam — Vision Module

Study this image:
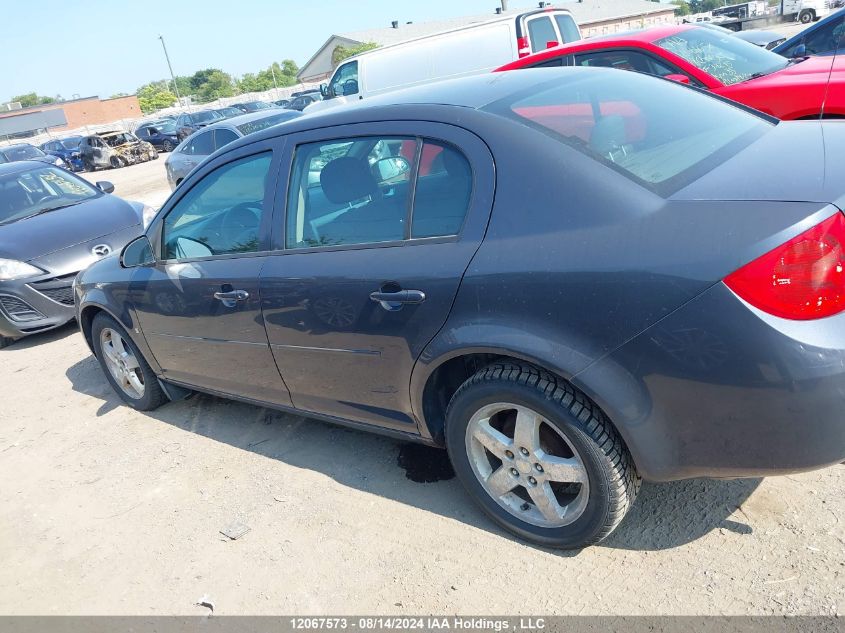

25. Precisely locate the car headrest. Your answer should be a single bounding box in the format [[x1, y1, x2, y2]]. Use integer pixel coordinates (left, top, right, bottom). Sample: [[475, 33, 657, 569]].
[[590, 115, 627, 158], [320, 157, 376, 204]]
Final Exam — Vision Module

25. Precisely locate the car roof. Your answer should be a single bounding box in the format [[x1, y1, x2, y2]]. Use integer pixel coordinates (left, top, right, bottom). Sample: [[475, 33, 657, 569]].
[[220, 66, 643, 151], [504, 24, 690, 66], [197, 109, 298, 132], [0, 160, 50, 176], [2, 142, 38, 150]]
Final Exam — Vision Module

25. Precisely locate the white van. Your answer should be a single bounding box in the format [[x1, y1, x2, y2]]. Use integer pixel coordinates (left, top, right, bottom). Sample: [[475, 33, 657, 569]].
[[307, 7, 580, 112]]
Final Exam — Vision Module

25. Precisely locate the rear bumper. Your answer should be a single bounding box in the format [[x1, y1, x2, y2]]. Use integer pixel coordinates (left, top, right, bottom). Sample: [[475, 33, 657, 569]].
[[0, 274, 77, 339], [573, 282, 845, 482]]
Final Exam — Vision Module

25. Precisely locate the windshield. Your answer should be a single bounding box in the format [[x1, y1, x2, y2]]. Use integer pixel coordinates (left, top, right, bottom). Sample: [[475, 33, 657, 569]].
[[216, 107, 242, 117], [60, 137, 82, 150], [483, 70, 771, 194], [155, 122, 177, 134], [1, 145, 45, 161], [0, 165, 99, 225], [656, 27, 789, 85], [195, 110, 223, 123], [236, 111, 300, 135]]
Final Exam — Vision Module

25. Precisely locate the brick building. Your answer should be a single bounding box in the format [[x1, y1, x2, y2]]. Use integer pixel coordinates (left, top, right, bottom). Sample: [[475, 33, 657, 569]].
[[0, 95, 142, 135]]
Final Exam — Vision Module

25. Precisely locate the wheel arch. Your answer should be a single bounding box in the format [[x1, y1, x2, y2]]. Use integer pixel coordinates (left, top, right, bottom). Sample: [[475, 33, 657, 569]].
[[77, 300, 160, 373]]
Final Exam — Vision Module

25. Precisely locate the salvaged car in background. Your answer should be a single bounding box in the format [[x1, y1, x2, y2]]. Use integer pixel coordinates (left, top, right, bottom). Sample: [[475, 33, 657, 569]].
[[79, 131, 158, 171], [77, 69, 845, 549], [0, 160, 153, 348]]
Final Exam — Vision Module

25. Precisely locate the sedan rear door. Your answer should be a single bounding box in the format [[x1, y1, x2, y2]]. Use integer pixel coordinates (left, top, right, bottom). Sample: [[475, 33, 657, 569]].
[[260, 122, 494, 432]]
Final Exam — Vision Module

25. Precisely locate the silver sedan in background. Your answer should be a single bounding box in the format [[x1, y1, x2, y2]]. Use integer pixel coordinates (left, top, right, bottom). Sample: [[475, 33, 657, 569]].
[[165, 110, 301, 190]]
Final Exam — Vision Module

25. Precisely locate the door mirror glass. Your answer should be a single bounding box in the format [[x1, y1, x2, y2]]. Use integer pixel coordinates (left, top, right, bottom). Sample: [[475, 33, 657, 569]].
[[320, 83, 328, 97], [96, 181, 115, 193], [665, 73, 691, 85], [372, 156, 410, 184], [792, 43, 807, 57], [120, 236, 155, 268], [174, 236, 214, 259]]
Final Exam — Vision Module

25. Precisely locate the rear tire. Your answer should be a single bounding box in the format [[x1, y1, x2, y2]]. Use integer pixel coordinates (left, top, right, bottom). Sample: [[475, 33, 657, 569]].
[[445, 362, 640, 549], [799, 9, 813, 23], [91, 312, 166, 411]]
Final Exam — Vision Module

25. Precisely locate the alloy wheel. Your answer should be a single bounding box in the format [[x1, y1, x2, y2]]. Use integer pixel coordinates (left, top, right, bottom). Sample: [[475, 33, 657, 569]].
[[99, 327, 145, 399], [465, 402, 590, 528]]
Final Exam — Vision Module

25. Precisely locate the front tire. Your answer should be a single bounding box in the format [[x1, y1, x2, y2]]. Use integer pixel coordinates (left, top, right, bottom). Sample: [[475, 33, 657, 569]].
[[799, 9, 814, 23], [162, 140, 174, 152], [91, 313, 166, 411], [445, 362, 640, 549]]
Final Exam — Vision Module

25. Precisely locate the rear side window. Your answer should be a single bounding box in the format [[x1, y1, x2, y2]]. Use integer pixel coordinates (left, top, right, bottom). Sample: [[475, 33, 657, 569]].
[[483, 70, 770, 193], [554, 14, 579, 44], [285, 136, 472, 249], [214, 128, 239, 150], [527, 16, 558, 52], [184, 131, 214, 156]]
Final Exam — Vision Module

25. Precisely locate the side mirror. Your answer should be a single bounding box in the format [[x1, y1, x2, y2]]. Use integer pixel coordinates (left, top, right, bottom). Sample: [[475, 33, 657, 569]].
[[120, 236, 155, 268], [96, 181, 115, 193], [792, 43, 807, 57], [320, 83, 328, 97], [665, 73, 691, 85], [372, 156, 411, 183]]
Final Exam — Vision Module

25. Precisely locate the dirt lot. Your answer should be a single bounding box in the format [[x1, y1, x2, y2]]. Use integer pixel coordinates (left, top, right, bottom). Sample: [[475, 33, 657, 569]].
[[1, 324, 844, 615], [3, 40, 845, 613], [79, 158, 172, 210]]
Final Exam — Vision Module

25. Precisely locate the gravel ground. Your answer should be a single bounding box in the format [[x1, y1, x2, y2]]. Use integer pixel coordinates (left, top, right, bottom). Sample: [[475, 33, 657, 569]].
[[0, 324, 843, 615], [5, 36, 844, 613]]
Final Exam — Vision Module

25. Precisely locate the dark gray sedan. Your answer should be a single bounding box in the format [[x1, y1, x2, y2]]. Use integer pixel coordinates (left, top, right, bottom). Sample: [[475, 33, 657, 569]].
[[76, 68, 845, 548], [0, 161, 152, 347], [165, 109, 301, 190]]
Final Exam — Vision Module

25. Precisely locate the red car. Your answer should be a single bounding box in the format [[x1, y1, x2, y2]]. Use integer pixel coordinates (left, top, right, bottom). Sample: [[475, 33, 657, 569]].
[[496, 24, 845, 120]]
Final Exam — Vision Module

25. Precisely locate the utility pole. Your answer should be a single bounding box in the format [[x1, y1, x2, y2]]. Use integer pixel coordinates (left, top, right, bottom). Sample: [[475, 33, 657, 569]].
[[158, 34, 182, 104]]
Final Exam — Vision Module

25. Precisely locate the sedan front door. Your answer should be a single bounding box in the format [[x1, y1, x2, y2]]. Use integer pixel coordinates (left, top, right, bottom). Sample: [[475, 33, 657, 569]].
[[260, 123, 494, 432], [132, 142, 291, 405]]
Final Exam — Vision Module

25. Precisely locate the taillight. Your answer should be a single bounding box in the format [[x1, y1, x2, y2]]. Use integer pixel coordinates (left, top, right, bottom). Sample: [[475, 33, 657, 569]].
[[517, 36, 531, 57], [725, 211, 845, 320]]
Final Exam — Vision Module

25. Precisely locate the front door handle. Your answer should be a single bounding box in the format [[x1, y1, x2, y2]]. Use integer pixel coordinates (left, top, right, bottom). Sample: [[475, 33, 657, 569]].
[[214, 289, 249, 307], [369, 289, 426, 306]]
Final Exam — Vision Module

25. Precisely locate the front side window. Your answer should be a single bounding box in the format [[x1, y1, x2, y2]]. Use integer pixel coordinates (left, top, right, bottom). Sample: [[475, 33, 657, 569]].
[[194, 110, 222, 124], [328, 61, 359, 97], [162, 153, 272, 259], [286, 136, 472, 249], [802, 17, 845, 55], [0, 166, 99, 225], [656, 27, 788, 85], [527, 16, 558, 52], [483, 70, 770, 193]]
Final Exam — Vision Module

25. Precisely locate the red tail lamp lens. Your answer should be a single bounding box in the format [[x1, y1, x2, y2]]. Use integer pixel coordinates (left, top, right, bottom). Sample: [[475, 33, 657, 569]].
[[724, 212, 845, 320]]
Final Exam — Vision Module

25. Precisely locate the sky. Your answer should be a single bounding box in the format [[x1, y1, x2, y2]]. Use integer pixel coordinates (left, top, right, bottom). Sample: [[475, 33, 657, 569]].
[[1, 0, 618, 102]]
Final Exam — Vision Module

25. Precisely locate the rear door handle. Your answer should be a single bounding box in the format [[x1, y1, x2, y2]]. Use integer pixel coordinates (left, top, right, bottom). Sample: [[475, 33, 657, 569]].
[[214, 289, 249, 307], [369, 289, 426, 305]]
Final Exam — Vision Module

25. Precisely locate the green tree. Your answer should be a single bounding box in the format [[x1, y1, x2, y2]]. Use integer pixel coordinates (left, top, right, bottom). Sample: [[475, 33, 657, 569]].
[[10, 92, 54, 107], [672, 0, 691, 16], [189, 68, 224, 91], [331, 42, 378, 68], [136, 81, 178, 113], [689, 0, 722, 12], [196, 70, 235, 102]]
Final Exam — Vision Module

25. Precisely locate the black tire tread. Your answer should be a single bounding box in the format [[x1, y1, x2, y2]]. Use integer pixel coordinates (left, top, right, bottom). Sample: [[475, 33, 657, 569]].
[[91, 312, 167, 411], [449, 361, 641, 546]]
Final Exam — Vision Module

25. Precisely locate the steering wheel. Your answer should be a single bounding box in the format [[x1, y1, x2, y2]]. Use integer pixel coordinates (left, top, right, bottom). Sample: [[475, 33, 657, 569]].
[[342, 79, 359, 95], [220, 202, 262, 251]]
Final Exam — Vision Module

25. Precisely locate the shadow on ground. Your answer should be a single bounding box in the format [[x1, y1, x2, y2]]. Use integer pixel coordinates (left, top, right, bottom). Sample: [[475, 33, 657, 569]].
[[65, 354, 761, 553], [1, 321, 78, 352]]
